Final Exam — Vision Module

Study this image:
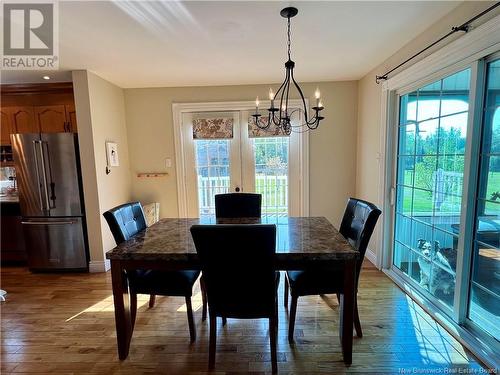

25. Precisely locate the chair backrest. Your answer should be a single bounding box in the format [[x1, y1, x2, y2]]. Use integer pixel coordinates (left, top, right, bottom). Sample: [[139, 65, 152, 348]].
[[103, 202, 147, 245], [339, 198, 382, 274], [214, 193, 262, 218], [190, 224, 276, 318]]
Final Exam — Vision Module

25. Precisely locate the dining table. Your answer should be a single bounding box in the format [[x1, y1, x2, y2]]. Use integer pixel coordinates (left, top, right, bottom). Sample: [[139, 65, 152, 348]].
[[106, 216, 359, 365]]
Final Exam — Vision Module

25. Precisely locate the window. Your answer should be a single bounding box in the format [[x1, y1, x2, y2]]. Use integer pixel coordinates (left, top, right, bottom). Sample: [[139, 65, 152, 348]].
[[253, 137, 289, 217]]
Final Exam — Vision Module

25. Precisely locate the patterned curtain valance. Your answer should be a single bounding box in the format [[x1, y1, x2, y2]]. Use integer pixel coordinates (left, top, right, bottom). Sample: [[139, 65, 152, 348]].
[[248, 117, 289, 138], [192, 118, 234, 139]]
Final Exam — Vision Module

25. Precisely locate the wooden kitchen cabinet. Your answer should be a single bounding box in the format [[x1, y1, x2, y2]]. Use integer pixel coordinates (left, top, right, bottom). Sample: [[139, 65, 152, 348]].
[[0, 83, 78, 144], [9, 106, 38, 134], [0, 203, 27, 263], [35, 105, 68, 133], [1, 108, 12, 144], [65, 104, 78, 132]]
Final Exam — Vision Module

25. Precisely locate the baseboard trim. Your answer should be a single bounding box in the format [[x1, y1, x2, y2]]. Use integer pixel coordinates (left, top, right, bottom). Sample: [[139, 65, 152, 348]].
[[365, 248, 379, 269], [89, 260, 110, 273]]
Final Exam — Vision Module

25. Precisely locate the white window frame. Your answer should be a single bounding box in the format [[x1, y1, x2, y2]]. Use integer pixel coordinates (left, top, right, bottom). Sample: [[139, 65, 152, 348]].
[[378, 15, 500, 369], [172, 100, 310, 218]]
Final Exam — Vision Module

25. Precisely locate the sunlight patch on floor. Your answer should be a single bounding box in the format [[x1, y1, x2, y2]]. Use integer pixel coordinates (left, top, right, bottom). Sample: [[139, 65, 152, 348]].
[[176, 291, 203, 312], [65, 295, 150, 322]]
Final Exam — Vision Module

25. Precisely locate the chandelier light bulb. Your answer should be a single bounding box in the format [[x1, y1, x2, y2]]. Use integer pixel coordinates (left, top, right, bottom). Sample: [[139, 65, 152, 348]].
[[255, 97, 260, 107], [269, 88, 275, 100], [315, 88, 321, 99]]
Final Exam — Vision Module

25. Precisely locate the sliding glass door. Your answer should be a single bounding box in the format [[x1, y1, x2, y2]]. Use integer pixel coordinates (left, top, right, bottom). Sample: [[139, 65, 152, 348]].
[[467, 58, 500, 340], [394, 68, 470, 309], [391, 54, 500, 345]]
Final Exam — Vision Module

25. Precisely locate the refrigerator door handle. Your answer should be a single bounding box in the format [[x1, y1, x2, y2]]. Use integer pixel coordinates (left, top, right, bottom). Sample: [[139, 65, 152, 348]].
[[32, 141, 46, 211], [43, 141, 56, 208], [37, 141, 51, 211], [22, 220, 77, 225]]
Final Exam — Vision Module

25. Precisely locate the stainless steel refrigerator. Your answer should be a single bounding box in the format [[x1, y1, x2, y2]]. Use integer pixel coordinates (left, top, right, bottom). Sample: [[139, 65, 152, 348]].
[[11, 133, 88, 271]]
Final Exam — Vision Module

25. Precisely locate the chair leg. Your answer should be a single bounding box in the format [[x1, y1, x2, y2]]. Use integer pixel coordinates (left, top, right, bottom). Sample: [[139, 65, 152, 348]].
[[130, 292, 137, 329], [222, 317, 227, 326], [354, 295, 363, 338], [288, 295, 298, 342], [209, 313, 217, 370], [149, 294, 156, 308], [200, 277, 207, 322], [284, 276, 289, 308], [185, 296, 196, 342], [269, 315, 278, 374]]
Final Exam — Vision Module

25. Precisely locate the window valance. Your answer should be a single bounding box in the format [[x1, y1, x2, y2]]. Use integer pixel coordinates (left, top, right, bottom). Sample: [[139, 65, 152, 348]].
[[192, 118, 233, 139]]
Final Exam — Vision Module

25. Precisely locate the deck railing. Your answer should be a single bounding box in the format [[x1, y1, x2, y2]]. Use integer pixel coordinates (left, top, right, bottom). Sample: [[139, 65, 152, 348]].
[[197, 175, 288, 216]]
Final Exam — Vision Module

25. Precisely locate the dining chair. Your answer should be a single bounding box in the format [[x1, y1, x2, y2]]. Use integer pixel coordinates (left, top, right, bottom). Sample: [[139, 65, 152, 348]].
[[214, 192, 262, 325], [214, 193, 262, 218], [284, 198, 381, 341], [103, 202, 206, 342], [190, 224, 279, 374]]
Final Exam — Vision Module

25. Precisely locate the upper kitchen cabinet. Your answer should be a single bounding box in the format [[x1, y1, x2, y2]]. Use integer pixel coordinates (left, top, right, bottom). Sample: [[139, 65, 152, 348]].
[[1, 109, 12, 145], [65, 104, 78, 133], [0, 83, 78, 144], [9, 107, 38, 134], [35, 105, 68, 133]]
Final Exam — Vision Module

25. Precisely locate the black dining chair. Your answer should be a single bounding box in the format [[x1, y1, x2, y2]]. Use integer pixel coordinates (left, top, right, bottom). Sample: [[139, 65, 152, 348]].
[[214, 192, 262, 325], [284, 198, 381, 341], [103, 202, 206, 342], [215, 193, 262, 218], [190, 224, 279, 374]]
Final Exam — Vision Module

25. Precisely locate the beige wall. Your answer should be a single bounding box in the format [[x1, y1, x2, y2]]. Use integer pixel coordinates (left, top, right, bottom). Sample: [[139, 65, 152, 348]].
[[73, 70, 132, 270], [124, 81, 358, 226], [355, 2, 500, 259]]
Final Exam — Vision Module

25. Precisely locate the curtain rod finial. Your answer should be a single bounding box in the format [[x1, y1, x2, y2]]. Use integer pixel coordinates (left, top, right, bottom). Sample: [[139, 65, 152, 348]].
[[375, 75, 388, 84]]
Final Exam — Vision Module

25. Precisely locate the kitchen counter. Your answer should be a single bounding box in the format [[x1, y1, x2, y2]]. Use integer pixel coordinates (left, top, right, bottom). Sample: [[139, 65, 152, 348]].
[[0, 195, 19, 203]]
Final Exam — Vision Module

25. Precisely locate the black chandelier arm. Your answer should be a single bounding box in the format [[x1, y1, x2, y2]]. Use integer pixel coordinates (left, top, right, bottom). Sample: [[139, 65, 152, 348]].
[[276, 67, 290, 126], [290, 68, 309, 123]]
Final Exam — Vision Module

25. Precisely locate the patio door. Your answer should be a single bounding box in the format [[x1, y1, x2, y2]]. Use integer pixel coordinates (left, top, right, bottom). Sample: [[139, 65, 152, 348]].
[[177, 106, 306, 218], [389, 54, 500, 346], [393, 68, 471, 310]]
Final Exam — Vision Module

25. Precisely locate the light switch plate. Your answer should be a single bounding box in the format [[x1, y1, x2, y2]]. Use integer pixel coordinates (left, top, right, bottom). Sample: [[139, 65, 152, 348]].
[[165, 158, 172, 168]]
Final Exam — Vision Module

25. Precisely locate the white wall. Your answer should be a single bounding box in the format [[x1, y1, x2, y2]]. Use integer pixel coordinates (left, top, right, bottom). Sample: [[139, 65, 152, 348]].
[[124, 81, 358, 227], [355, 2, 500, 262], [73, 70, 132, 271]]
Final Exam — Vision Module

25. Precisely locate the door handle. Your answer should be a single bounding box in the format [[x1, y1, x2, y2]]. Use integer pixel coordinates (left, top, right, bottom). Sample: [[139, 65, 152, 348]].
[[22, 220, 76, 225], [37, 141, 51, 211], [32, 141, 45, 211]]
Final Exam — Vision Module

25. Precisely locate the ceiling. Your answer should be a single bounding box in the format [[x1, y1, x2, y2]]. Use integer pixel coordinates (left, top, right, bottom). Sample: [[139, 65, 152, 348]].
[[1, 1, 462, 88]]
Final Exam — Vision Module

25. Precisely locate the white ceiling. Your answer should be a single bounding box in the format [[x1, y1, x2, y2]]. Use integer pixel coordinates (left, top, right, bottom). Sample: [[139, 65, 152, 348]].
[[1, 1, 461, 88]]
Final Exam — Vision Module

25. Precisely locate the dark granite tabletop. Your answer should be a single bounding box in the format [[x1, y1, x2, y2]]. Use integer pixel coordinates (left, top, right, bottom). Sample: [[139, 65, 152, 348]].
[[106, 216, 358, 267]]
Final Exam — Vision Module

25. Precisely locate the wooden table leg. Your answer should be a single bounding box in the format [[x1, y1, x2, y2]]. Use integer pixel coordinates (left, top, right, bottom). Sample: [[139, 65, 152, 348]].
[[340, 259, 356, 365], [111, 260, 133, 360]]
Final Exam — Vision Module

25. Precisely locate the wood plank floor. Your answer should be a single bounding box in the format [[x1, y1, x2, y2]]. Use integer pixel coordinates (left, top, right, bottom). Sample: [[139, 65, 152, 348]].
[[1, 261, 487, 374]]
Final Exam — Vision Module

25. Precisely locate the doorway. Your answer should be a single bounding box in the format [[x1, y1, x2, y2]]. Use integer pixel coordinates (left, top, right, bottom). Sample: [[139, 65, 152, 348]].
[[173, 101, 309, 218]]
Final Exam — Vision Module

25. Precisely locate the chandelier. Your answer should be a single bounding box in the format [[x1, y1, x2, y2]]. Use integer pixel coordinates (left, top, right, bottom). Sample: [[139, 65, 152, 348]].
[[252, 7, 325, 135]]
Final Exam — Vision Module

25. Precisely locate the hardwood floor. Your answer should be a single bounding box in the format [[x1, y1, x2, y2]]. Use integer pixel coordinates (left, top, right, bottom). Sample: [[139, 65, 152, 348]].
[[1, 261, 486, 374]]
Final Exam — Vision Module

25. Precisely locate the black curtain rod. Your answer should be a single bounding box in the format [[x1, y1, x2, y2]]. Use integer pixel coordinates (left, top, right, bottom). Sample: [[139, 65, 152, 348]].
[[375, 2, 500, 84]]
